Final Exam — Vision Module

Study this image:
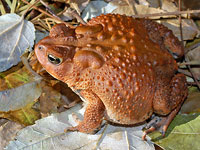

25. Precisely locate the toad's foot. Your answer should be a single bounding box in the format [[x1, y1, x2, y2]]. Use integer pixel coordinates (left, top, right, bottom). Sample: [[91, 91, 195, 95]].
[[142, 103, 182, 140], [64, 123, 103, 134]]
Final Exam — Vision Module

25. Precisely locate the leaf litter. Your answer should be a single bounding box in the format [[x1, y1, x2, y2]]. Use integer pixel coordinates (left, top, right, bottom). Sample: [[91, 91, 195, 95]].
[[5, 104, 154, 150]]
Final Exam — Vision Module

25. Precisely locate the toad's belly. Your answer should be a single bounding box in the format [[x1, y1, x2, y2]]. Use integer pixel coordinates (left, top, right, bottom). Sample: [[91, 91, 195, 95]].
[[103, 96, 154, 125]]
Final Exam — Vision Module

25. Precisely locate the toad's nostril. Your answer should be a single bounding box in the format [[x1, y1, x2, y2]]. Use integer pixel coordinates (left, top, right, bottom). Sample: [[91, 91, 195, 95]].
[[38, 45, 43, 50]]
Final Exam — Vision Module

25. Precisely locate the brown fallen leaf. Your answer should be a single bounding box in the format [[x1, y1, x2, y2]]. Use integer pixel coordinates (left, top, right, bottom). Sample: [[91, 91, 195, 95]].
[[0, 121, 23, 149], [180, 87, 200, 114]]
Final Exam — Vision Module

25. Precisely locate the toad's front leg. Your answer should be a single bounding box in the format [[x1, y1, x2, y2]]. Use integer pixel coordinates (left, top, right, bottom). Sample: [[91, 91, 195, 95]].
[[66, 89, 105, 133]]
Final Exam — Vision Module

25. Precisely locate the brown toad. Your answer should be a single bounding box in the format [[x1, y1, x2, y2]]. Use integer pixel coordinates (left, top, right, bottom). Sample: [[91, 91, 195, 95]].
[[34, 14, 188, 139]]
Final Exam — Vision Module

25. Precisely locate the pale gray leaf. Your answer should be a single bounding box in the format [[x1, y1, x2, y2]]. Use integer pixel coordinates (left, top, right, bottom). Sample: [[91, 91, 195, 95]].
[[0, 81, 42, 112], [35, 30, 49, 44], [0, 13, 35, 72], [81, 1, 117, 21], [161, 0, 178, 12], [6, 104, 154, 150]]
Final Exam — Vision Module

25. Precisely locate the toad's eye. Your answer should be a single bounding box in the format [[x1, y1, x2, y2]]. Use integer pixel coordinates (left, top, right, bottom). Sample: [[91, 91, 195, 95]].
[[48, 54, 63, 65]]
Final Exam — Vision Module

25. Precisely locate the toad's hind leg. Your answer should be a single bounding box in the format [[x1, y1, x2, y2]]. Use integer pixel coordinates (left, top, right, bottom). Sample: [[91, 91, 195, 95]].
[[153, 73, 188, 115], [65, 90, 105, 133], [143, 73, 188, 140]]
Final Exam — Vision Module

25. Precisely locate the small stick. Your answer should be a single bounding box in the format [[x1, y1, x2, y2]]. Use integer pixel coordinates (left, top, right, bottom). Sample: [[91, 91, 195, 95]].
[[185, 56, 200, 89], [185, 42, 200, 54], [178, 68, 200, 86], [21, 0, 74, 28], [132, 9, 200, 18], [178, 69, 193, 78], [178, 0, 184, 44], [187, 82, 198, 86], [178, 61, 200, 66], [22, 0, 40, 17]]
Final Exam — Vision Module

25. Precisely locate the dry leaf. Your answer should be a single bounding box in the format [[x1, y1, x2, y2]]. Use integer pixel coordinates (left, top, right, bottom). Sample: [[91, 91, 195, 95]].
[[0, 13, 35, 72], [161, 0, 178, 12], [161, 19, 200, 40]]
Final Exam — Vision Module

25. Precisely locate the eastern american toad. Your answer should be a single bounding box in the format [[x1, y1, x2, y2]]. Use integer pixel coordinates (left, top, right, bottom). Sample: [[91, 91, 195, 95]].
[[35, 14, 188, 139]]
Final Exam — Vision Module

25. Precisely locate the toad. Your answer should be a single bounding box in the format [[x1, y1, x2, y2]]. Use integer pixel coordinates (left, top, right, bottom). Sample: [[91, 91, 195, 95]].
[[35, 14, 188, 139]]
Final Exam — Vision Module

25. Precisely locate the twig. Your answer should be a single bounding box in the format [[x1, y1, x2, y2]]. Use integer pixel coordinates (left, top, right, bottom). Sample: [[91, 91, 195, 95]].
[[184, 56, 200, 89], [179, 61, 200, 66], [187, 82, 198, 86], [178, 69, 199, 80], [157, 0, 161, 8], [185, 42, 200, 54], [67, 8, 86, 25], [0, 0, 6, 14], [132, 9, 200, 18], [39, 0, 60, 19], [178, 0, 183, 44], [21, 0, 74, 28], [22, 0, 40, 17]]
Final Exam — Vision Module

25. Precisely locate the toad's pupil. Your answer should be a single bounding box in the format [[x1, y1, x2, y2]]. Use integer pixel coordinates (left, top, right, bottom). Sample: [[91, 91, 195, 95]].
[[48, 54, 61, 65]]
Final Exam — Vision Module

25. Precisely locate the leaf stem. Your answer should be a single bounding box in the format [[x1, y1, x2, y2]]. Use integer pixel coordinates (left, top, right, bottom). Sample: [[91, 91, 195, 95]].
[[21, 54, 42, 81]]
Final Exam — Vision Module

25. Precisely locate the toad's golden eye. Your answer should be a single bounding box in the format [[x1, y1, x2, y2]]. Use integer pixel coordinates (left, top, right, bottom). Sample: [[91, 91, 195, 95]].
[[48, 54, 63, 65]]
